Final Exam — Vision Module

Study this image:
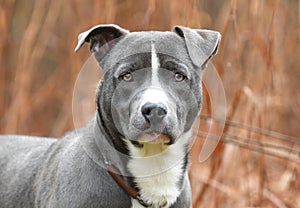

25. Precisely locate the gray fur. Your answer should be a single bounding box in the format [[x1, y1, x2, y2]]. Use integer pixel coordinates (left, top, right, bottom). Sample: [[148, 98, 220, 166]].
[[0, 24, 220, 207], [0, 122, 131, 208]]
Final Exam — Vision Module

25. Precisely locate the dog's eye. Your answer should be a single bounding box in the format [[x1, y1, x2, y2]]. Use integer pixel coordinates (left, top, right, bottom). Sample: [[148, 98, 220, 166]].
[[174, 72, 186, 82], [120, 72, 133, 82]]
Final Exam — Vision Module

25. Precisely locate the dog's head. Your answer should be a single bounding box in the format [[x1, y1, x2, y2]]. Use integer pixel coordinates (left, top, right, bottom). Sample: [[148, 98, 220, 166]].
[[75, 24, 220, 153]]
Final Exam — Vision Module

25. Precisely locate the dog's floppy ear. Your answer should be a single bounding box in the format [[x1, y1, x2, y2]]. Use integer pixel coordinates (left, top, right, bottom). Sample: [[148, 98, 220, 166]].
[[173, 26, 221, 69], [75, 24, 129, 61]]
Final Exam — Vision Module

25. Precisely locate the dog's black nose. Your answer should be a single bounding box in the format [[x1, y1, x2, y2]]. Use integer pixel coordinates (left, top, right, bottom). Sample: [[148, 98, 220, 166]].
[[141, 103, 167, 124]]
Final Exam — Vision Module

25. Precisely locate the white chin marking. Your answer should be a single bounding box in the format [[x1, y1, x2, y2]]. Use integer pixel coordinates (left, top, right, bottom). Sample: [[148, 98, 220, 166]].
[[127, 131, 192, 208], [138, 134, 170, 145]]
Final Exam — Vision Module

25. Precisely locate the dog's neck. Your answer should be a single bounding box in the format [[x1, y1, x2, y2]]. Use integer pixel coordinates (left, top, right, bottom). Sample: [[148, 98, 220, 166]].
[[126, 131, 191, 207], [93, 110, 191, 207], [96, 105, 129, 155]]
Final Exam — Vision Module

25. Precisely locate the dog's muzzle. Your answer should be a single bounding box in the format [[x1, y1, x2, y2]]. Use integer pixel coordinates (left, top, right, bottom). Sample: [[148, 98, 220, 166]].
[[124, 87, 180, 145]]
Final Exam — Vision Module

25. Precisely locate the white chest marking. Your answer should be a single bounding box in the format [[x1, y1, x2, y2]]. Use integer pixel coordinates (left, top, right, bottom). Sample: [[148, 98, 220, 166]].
[[127, 131, 192, 207], [151, 43, 160, 86]]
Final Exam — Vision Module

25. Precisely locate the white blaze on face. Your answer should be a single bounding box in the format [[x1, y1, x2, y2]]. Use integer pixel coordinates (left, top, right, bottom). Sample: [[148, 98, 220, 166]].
[[140, 88, 169, 108], [151, 42, 160, 86], [139, 43, 169, 109]]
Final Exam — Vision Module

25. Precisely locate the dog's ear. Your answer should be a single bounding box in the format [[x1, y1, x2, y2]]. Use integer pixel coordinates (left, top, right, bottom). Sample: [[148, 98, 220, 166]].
[[75, 24, 129, 61], [173, 26, 221, 69]]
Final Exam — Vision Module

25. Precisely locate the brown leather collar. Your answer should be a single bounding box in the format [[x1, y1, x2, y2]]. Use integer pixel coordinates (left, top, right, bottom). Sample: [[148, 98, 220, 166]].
[[107, 165, 152, 207]]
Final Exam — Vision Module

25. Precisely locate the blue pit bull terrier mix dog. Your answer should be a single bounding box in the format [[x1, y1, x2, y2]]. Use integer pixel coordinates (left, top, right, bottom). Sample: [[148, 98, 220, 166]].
[[0, 24, 221, 208]]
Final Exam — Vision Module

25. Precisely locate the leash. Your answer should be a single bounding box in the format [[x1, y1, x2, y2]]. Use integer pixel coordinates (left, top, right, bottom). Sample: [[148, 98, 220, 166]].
[[90, 119, 153, 207], [107, 165, 152, 207]]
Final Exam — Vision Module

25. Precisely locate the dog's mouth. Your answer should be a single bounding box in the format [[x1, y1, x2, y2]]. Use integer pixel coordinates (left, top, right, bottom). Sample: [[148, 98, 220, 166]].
[[138, 133, 173, 144], [128, 133, 175, 156], [130, 132, 175, 148]]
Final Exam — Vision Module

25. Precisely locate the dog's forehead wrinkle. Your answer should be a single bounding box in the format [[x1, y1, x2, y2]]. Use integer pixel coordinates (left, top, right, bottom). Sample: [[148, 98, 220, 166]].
[[117, 31, 186, 54], [102, 32, 191, 73], [111, 54, 152, 76], [113, 63, 131, 77]]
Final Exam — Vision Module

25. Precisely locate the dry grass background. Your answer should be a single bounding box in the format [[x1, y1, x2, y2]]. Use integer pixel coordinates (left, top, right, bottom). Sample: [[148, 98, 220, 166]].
[[0, 0, 299, 207]]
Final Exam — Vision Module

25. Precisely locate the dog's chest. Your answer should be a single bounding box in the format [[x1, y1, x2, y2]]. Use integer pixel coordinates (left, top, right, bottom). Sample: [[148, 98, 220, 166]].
[[130, 164, 182, 208], [126, 134, 189, 207]]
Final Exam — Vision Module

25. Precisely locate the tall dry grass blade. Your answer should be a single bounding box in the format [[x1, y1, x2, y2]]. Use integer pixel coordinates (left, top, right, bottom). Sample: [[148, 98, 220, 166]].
[[200, 115, 300, 144], [4, 0, 49, 133], [18, 0, 63, 124], [199, 132, 300, 163], [0, 0, 16, 131]]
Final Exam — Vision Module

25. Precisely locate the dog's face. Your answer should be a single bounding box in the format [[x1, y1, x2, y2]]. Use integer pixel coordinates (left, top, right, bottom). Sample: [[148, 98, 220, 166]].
[[110, 49, 198, 146], [75, 24, 220, 150]]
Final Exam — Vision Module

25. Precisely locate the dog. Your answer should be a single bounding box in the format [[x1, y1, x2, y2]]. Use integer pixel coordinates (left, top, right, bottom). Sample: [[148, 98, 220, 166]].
[[0, 24, 220, 208]]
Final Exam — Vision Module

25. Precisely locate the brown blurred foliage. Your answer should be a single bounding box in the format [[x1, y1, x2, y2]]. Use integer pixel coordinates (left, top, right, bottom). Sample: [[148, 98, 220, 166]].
[[0, 0, 299, 207]]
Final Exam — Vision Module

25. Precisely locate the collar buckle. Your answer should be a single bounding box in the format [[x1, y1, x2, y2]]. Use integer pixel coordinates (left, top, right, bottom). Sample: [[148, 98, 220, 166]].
[[107, 165, 153, 207], [136, 193, 152, 207]]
